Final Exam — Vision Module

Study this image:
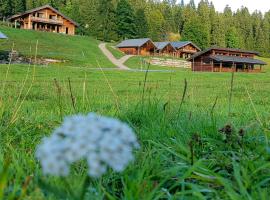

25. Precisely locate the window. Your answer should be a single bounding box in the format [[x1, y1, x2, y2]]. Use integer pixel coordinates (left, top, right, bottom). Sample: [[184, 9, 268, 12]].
[[37, 13, 44, 18], [49, 15, 57, 20]]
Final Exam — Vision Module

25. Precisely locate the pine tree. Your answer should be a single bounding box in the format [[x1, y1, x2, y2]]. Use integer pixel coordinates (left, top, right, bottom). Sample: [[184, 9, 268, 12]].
[[1, 0, 13, 18], [27, 0, 37, 9], [96, 0, 118, 41], [211, 14, 226, 46], [182, 16, 208, 49], [188, 0, 196, 9], [116, 0, 136, 39], [76, 0, 99, 36], [174, 4, 184, 34], [135, 9, 148, 38], [147, 9, 166, 41], [226, 27, 240, 48], [197, 0, 211, 48], [15, 0, 26, 13], [181, 0, 185, 6]]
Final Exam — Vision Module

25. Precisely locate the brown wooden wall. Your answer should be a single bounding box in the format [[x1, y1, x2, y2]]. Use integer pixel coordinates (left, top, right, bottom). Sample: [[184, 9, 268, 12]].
[[118, 47, 138, 55], [140, 41, 155, 55], [118, 41, 156, 56], [12, 8, 76, 35], [175, 44, 199, 58], [192, 56, 262, 73], [159, 45, 175, 56], [211, 49, 255, 58], [192, 62, 213, 72], [180, 44, 198, 52]]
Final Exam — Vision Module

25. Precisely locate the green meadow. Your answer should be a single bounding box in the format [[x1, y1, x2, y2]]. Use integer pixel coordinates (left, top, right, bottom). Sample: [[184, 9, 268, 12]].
[[0, 26, 114, 67], [1, 27, 270, 199]]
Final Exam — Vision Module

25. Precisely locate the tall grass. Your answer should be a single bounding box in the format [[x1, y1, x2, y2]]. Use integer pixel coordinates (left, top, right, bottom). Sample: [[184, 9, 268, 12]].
[[0, 42, 270, 199]]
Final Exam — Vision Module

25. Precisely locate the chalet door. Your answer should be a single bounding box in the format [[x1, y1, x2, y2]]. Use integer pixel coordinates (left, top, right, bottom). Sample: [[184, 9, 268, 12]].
[[66, 27, 69, 34]]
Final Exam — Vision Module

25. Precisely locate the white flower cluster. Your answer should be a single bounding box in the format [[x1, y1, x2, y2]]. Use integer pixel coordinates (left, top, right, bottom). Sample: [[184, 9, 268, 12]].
[[36, 113, 139, 177]]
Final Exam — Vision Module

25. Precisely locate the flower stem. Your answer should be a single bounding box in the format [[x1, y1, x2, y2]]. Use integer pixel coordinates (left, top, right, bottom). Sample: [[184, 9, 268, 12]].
[[79, 176, 91, 200], [63, 178, 76, 199]]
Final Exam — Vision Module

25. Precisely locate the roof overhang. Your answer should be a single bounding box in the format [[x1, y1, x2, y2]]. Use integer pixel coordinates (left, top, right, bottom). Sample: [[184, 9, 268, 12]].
[[171, 41, 201, 51], [189, 46, 260, 61], [154, 42, 176, 51], [210, 55, 267, 65], [116, 38, 156, 48]]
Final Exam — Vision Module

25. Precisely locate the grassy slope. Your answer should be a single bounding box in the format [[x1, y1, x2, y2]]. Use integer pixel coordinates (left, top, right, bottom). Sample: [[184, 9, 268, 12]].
[[106, 43, 125, 59], [0, 26, 114, 67]]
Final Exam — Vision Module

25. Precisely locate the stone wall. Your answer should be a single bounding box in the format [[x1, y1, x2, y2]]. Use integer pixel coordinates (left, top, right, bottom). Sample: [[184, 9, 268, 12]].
[[148, 57, 191, 68]]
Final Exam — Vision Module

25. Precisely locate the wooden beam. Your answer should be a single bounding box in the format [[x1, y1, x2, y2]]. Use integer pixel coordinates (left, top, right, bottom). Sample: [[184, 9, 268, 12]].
[[200, 57, 203, 71], [232, 62, 236, 72], [28, 16, 31, 29], [220, 62, 222, 72]]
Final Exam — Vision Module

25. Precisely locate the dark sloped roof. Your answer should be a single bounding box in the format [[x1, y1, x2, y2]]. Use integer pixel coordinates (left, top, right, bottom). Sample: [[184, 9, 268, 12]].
[[171, 41, 201, 51], [0, 31, 8, 39], [154, 42, 175, 51], [210, 55, 267, 65], [116, 38, 154, 48], [189, 46, 260, 60], [211, 47, 259, 55], [8, 4, 79, 26]]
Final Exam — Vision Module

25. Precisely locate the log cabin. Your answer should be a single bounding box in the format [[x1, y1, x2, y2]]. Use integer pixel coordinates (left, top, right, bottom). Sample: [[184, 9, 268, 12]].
[[189, 47, 267, 73], [8, 5, 78, 35], [154, 42, 176, 56], [0, 31, 8, 39], [171, 41, 201, 59], [116, 38, 156, 56]]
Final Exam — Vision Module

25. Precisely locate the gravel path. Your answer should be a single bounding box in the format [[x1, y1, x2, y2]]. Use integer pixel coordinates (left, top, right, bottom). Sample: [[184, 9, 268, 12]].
[[99, 43, 131, 70]]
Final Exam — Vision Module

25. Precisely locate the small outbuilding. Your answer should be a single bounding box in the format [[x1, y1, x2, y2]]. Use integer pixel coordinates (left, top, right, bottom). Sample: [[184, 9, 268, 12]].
[[116, 38, 156, 56], [189, 47, 266, 72], [154, 42, 176, 57], [171, 41, 201, 59]]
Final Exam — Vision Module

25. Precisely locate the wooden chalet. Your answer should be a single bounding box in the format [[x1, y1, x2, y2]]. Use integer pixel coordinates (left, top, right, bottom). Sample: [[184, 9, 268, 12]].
[[154, 42, 176, 56], [116, 38, 156, 56], [171, 41, 201, 59], [189, 47, 266, 73], [8, 5, 78, 35], [0, 31, 8, 39]]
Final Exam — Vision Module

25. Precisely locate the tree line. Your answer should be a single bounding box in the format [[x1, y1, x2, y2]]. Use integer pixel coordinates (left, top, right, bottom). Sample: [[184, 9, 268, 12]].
[[1, 0, 270, 56]]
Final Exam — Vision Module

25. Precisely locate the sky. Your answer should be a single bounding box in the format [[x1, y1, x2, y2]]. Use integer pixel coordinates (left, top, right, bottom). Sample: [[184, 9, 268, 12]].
[[188, 0, 270, 13]]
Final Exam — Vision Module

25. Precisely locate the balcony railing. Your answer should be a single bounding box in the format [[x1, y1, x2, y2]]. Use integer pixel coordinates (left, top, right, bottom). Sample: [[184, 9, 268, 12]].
[[31, 17, 64, 25]]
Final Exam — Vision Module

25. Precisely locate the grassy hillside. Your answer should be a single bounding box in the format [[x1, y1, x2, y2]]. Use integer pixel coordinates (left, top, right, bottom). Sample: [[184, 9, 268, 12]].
[[106, 43, 125, 59], [0, 26, 114, 67]]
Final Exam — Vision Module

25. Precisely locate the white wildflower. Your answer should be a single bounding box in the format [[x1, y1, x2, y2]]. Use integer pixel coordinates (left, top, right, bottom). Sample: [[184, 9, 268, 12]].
[[36, 113, 139, 177]]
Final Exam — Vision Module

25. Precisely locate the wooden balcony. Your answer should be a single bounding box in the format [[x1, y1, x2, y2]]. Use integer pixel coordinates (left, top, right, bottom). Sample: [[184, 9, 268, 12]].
[[31, 17, 64, 25]]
